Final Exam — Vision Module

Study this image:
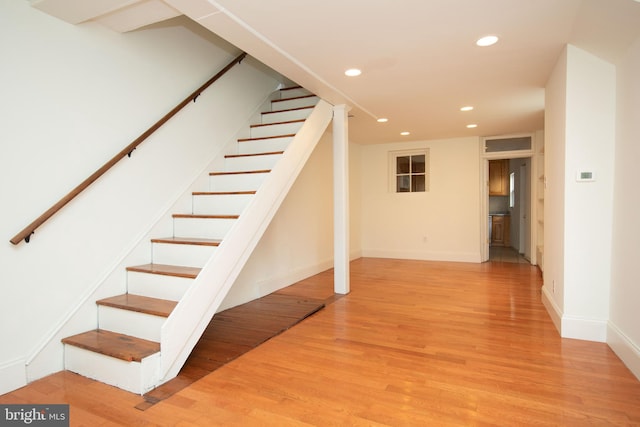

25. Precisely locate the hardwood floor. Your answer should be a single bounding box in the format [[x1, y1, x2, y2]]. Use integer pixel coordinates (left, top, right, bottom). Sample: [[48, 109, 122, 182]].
[[137, 293, 326, 409], [3, 258, 640, 426]]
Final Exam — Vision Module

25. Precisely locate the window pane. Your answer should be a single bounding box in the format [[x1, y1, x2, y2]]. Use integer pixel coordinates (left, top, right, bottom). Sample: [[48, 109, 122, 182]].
[[397, 156, 410, 174], [412, 175, 425, 192], [485, 137, 531, 152], [411, 155, 425, 173], [397, 175, 410, 192]]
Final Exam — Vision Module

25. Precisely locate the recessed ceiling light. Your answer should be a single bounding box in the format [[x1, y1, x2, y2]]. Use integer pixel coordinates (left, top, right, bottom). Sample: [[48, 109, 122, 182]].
[[344, 68, 362, 77], [466, 124, 478, 128], [460, 106, 474, 112], [476, 35, 498, 47], [400, 131, 410, 136], [377, 118, 388, 123]]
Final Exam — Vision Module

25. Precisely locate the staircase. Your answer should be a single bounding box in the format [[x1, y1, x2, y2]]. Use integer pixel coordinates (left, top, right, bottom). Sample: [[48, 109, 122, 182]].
[[61, 87, 326, 394]]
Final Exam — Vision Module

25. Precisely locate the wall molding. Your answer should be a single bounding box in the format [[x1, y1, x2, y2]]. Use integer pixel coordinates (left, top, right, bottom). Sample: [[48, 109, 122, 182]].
[[562, 314, 607, 342], [542, 284, 607, 342], [361, 249, 481, 264], [541, 285, 562, 333], [607, 321, 640, 381]]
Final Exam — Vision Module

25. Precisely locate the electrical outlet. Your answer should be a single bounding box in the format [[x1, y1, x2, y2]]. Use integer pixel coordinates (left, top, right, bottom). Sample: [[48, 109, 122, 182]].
[[552, 280, 555, 293]]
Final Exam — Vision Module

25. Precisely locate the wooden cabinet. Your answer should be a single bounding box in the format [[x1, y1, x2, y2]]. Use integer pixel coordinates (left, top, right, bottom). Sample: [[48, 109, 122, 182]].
[[489, 159, 509, 196], [490, 215, 510, 247]]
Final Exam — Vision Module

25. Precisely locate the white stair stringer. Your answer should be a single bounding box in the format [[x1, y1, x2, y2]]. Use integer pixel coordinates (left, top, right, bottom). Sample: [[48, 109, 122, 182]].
[[60, 88, 331, 395], [159, 99, 334, 383]]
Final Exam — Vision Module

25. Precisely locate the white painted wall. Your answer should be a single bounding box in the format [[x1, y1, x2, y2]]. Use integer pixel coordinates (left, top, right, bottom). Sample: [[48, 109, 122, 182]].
[[220, 130, 335, 309], [359, 137, 481, 263], [0, 2, 281, 393], [220, 128, 363, 309], [563, 45, 615, 341], [608, 35, 640, 380], [543, 45, 616, 342], [542, 48, 567, 327]]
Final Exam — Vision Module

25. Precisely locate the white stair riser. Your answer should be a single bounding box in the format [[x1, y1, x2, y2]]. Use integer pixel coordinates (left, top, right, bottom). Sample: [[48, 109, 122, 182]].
[[98, 306, 165, 342], [209, 173, 269, 192], [64, 345, 160, 395], [261, 107, 313, 124], [271, 96, 319, 111], [238, 137, 292, 155], [278, 88, 311, 99], [193, 193, 253, 215], [173, 217, 236, 240], [127, 271, 192, 301], [152, 242, 217, 267], [223, 154, 282, 172], [250, 121, 303, 139]]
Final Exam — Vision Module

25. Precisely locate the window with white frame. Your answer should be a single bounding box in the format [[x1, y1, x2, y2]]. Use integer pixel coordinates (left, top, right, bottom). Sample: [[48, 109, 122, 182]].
[[389, 149, 429, 193]]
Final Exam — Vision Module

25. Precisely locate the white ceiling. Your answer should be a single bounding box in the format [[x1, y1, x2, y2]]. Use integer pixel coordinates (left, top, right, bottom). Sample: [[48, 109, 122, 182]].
[[31, 0, 640, 144]]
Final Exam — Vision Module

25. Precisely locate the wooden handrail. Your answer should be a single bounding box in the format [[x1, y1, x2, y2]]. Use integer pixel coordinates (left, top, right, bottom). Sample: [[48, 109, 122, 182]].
[[10, 52, 247, 245]]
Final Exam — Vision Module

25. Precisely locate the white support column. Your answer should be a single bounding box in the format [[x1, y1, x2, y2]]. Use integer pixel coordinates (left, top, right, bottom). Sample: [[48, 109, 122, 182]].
[[333, 105, 350, 294]]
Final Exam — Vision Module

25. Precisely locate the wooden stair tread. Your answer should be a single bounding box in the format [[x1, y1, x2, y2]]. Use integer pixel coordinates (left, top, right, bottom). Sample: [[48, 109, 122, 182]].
[[96, 294, 177, 317], [272, 94, 316, 102], [224, 151, 284, 158], [238, 134, 295, 142], [126, 263, 200, 279], [250, 119, 305, 128], [150, 237, 222, 246], [279, 85, 303, 91], [171, 213, 239, 219], [209, 169, 270, 176], [261, 105, 313, 116], [62, 330, 159, 362], [192, 191, 255, 196]]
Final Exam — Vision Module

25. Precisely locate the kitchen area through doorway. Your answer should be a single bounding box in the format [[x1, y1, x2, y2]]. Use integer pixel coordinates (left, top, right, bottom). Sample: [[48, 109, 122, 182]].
[[488, 157, 531, 264]]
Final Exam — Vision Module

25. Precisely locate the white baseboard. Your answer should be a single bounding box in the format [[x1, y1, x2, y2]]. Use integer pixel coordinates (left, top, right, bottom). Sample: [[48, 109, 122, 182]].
[[361, 249, 481, 263], [541, 285, 562, 334], [256, 258, 335, 297], [541, 286, 607, 342], [0, 359, 26, 395], [218, 258, 335, 312], [562, 315, 607, 342], [607, 321, 640, 381]]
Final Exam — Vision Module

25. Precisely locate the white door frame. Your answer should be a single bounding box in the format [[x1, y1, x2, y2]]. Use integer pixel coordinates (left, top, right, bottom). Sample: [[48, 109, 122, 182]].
[[519, 163, 528, 255], [479, 134, 538, 264]]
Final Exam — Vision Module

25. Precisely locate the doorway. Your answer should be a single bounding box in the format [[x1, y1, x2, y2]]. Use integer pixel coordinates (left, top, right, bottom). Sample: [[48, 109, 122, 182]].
[[487, 157, 532, 263], [480, 134, 538, 264]]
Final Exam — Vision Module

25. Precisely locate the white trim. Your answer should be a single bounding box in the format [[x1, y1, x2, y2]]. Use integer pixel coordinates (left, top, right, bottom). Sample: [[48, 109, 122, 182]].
[[160, 100, 334, 382], [256, 259, 334, 297], [561, 315, 607, 342], [479, 133, 538, 265], [541, 285, 562, 333], [607, 321, 640, 381], [361, 249, 481, 264], [333, 104, 351, 295], [0, 358, 27, 395], [542, 285, 607, 342], [482, 132, 535, 158], [387, 148, 430, 193], [23, 84, 279, 375]]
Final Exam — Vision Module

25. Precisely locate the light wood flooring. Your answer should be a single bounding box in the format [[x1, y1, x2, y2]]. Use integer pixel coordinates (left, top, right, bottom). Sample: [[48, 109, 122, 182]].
[[489, 246, 530, 264], [2, 258, 640, 426]]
